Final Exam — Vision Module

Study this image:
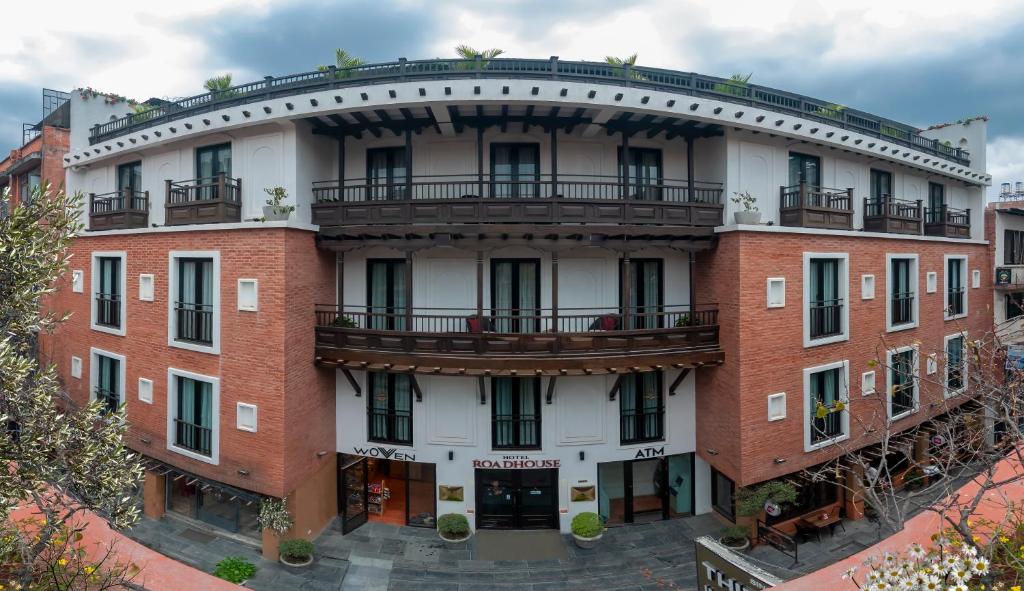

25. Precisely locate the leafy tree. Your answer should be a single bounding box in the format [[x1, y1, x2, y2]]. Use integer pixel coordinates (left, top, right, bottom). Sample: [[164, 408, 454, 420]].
[[0, 184, 144, 588]]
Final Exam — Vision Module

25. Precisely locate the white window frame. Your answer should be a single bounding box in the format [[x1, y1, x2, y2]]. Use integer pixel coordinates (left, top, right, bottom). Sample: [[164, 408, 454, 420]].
[[767, 392, 786, 421], [944, 333, 968, 398], [71, 355, 82, 379], [803, 360, 850, 452], [887, 345, 920, 421], [237, 278, 258, 312], [89, 347, 126, 412], [925, 271, 937, 294], [885, 253, 919, 332], [167, 251, 221, 355], [166, 367, 220, 465], [944, 255, 968, 320], [138, 378, 153, 404], [861, 274, 875, 300], [139, 273, 155, 302], [90, 251, 127, 336], [72, 270, 84, 293], [236, 402, 258, 432], [861, 370, 876, 396], [803, 252, 850, 348], [766, 277, 785, 308]]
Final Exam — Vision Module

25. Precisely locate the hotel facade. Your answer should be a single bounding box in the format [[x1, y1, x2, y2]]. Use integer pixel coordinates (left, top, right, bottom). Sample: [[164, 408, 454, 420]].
[[41, 57, 992, 554]]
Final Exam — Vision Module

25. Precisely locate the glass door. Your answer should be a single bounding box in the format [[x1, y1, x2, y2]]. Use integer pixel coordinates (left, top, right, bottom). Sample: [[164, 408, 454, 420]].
[[620, 148, 663, 200], [516, 469, 558, 529], [367, 259, 407, 330], [339, 455, 368, 534], [622, 259, 663, 329], [367, 147, 408, 200], [476, 469, 517, 529], [628, 458, 668, 523], [196, 143, 232, 200], [929, 182, 945, 213], [491, 259, 540, 334], [788, 152, 821, 188], [491, 143, 540, 198]]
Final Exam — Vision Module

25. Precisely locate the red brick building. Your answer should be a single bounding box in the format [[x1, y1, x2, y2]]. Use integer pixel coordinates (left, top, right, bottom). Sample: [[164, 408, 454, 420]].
[[0, 91, 70, 209]]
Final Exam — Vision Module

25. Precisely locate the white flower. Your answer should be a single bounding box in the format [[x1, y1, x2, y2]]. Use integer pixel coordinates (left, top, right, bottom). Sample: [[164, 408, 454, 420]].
[[946, 585, 968, 591], [896, 576, 916, 590], [908, 544, 926, 560], [922, 575, 942, 591], [969, 557, 989, 575]]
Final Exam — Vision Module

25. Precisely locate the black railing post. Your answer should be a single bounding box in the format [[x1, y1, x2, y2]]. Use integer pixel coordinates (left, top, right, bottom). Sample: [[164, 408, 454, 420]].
[[404, 129, 413, 199], [916, 199, 924, 234], [88, 193, 96, 214], [686, 136, 696, 202], [264, 75, 273, 90], [399, 57, 407, 81], [550, 55, 559, 80], [474, 54, 482, 78], [216, 172, 226, 202], [622, 63, 632, 86], [550, 126, 558, 198], [165, 179, 172, 205]]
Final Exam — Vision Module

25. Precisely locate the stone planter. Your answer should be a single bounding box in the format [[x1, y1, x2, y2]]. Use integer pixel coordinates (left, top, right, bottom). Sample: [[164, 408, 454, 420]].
[[279, 554, 314, 568], [262, 206, 292, 221], [438, 531, 472, 550], [734, 211, 761, 225], [572, 532, 603, 549], [719, 537, 751, 552]]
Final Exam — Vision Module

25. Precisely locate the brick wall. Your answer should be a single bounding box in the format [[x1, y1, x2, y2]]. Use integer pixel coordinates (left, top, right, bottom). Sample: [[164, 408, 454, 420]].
[[698, 230, 992, 486], [0, 126, 69, 206]]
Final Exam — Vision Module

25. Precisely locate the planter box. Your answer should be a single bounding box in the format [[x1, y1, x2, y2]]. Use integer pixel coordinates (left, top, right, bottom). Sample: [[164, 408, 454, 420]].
[[438, 532, 472, 550], [734, 211, 761, 225], [572, 532, 603, 549], [263, 206, 293, 221]]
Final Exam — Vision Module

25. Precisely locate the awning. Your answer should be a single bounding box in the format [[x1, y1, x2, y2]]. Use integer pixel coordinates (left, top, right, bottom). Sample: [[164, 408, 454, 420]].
[[140, 455, 266, 505]]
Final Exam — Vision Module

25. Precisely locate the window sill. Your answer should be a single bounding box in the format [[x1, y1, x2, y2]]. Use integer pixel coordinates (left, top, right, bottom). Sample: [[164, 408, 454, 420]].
[[91, 323, 125, 337], [169, 338, 219, 355], [944, 313, 968, 321], [805, 433, 849, 452], [367, 439, 414, 449], [886, 322, 917, 333], [168, 443, 217, 465], [889, 408, 918, 421], [805, 333, 849, 348]]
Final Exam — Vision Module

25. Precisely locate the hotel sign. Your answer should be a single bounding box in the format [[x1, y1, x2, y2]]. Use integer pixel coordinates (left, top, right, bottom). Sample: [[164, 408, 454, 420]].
[[472, 454, 560, 469], [695, 537, 781, 591]]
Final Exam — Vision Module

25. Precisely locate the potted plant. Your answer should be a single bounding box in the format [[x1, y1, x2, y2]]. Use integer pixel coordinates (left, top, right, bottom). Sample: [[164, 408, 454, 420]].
[[278, 539, 315, 567], [674, 314, 701, 328], [212, 556, 256, 585], [731, 191, 760, 225], [263, 186, 295, 221], [437, 513, 472, 548], [571, 512, 604, 549], [719, 525, 751, 551], [332, 315, 357, 328]]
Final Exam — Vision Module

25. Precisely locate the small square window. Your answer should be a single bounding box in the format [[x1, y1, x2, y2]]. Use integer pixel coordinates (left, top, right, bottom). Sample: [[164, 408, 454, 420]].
[[139, 274, 154, 301], [71, 356, 82, 379], [926, 272, 937, 293], [767, 393, 786, 421], [972, 269, 981, 288], [926, 354, 937, 375], [862, 370, 875, 396], [138, 378, 153, 403], [72, 270, 84, 293], [237, 279, 258, 312], [237, 403, 258, 432], [861, 274, 875, 300], [766, 278, 785, 308]]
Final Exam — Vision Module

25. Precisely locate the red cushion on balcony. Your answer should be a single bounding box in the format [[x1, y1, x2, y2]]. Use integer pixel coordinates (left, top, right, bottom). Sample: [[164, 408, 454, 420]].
[[599, 314, 618, 331], [467, 316, 483, 333]]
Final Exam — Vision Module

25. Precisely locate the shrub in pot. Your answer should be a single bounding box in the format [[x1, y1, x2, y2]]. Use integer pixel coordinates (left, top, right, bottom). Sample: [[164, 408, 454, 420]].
[[730, 191, 761, 225], [213, 556, 257, 584], [571, 512, 604, 548], [278, 538, 315, 567], [437, 513, 471, 547], [719, 525, 750, 551], [332, 315, 357, 328], [262, 186, 295, 221]]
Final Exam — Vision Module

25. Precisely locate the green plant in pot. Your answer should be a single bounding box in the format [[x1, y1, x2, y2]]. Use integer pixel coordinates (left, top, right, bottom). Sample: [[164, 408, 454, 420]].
[[278, 539, 315, 567], [735, 481, 798, 518], [675, 314, 701, 328], [263, 186, 295, 221], [571, 512, 604, 549], [437, 513, 472, 547], [332, 315, 357, 328], [719, 525, 751, 551], [731, 191, 760, 225], [213, 556, 256, 584]]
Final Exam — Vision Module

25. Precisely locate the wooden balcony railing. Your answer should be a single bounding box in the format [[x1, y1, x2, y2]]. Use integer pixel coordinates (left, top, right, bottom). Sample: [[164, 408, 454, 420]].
[[88, 189, 149, 231], [924, 205, 971, 238], [311, 174, 724, 228], [779, 182, 853, 230], [314, 303, 721, 373], [863, 197, 923, 235], [165, 173, 241, 226]]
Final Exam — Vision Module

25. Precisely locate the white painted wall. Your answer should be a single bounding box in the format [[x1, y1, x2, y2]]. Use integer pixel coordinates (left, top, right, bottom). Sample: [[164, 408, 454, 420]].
[[68, 93, 134, 154], [920, 119, 987, 172]]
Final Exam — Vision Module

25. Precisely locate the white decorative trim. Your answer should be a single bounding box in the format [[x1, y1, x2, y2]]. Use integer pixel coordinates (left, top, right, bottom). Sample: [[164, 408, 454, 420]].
[[138, 378, 153, 404], [861, 370, 876, 396], [861, 274, 875, 300], [90, 251, 127, 337], [885, 253, 919, 332], [887, 345, 920, 421], [166, 367, 220, 465], [72, 270, 84, 293], [926, 271, 937, 294], [139, 274, 155, 302], [89, 347, 126, 412], [802, 252, 850, 348], [236, 402, 258, 432], [77, 220, 318, 237], [70, 356, 82, 379], [767, 393, 786, 421], [802, 359, 850, 452], [237, 278, 258, 312], [766, 277, 785, 308], [944, 255, 968, 320], [167, 251, 220, 355], [717, 224, 986, 245], [972, 269, 981, 289]]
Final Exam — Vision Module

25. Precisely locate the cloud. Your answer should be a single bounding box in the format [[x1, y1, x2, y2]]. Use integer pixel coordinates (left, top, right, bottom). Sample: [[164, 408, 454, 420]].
[[0, 84, 53, 156], [987, 136, 1024, 199]]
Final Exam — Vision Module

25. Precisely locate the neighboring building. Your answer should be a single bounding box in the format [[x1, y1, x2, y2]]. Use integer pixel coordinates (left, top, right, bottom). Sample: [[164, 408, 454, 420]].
[[40, 58, 991, 556], [0, 89, 70, 212], [988, 182, 1024, 347]]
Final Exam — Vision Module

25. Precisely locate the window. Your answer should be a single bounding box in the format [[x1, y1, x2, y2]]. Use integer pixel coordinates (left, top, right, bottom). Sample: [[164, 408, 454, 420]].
[[945, 335, 966, 395], [804, 361, 849, 450], [196, 143, 232, 200], [1007, 293, 1024, 320], [1005, 230, 1024, 265], [710, 468, 735, 520], [366, 147, 407, 200], [367, 373, 412, 445], [619, 147, 663, 200], [767, 393, 786, 421], [236, 403, 257, 432], [169, 252, 219, 353], [89, 348, 125, 416], [492, 143, 540, 198], [766, 278, 785, 308], [168, 369, 218, 463], [889, 348, 918, 419], [804, 253, 848, 346], [887, 255, 918, 330], [870, 169, 892, 199], [928, 182, 945, 213], [946, 256, 967, 319], [788, 152, 821, 188], [622, 259, 664, 329], [237, 279, 258, 312], [367, 259, 407, 330], [492, 259, 540, 333], [19, 171, 40, 205], [139, 274, 154, 301], [138, 378, 153, 404], [91, 252, 126, 336], [117, 161, 142, 193], [492, 378, 541, 449], [620, 372, 664, 444]]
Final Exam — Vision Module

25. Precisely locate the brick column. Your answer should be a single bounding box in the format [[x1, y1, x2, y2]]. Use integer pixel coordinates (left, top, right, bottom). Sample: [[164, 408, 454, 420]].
[[142, 470, 167, 520], [843, 462, 865, 520]]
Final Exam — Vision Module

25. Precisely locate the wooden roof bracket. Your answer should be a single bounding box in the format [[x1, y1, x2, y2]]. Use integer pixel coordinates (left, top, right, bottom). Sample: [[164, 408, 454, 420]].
[[608, 374, 625, 401], [341, 368, 361, 396], [669, 367, 692, 396], [478, 376, 487, 405], [546, 376, 557, 404], [409, 373, 423, 402]]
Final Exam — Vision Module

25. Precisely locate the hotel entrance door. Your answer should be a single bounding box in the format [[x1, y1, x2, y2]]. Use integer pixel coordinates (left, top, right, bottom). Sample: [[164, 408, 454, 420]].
[[475, 468, 559, 529]]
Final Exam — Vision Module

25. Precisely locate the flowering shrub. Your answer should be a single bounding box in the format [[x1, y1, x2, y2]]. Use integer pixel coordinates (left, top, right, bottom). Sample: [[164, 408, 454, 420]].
[[258, 497, 293, 536], [844, 539, 991, 591]]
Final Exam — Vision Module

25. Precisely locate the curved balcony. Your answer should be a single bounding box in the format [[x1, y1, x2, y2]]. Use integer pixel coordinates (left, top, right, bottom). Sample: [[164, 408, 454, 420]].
[[314, 304, 722, 375], [88, 189, 149, 231], [311, 174, 724, 229], [87, 58, 970, 167]]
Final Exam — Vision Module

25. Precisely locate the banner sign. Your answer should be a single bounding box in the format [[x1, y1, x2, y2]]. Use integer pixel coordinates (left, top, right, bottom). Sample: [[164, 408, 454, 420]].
[[695, 536, 782, 591]]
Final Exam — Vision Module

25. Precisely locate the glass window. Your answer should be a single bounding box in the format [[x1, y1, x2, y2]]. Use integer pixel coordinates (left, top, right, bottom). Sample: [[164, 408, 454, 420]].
[[618, 148, 663, 200], [175, 258, 214, 345], [710, 468, 735, 520], [367, 147, 407, 200], [1006, 230, 1024, 265], [174, 376, 213, 456], [809, 258, 842, 339], [928, 182, 945, 212], [870, 169, 892, 200], [95, 354, 120, 414], [196, 143, 232, 181], [947, 258, 965, 317], [491, 143, 539, 198], [620, 372, 664, 444], [117, 161, 142, 192], [19, 171, 40, 205], [367, 373, 412, 445], [492, 377, 541, 449], [1007, 293, 1024, 320], [788, 152, 821, 188], [947, 336, 965, 392], [809, 367, 844, 444], [367, 259, 407, 330], [491, 259, 540, 334], [890, 349, 916, 417], [623, 259, 664, 330], [96, 256, 121, 329], [891, 258, 914, 326]]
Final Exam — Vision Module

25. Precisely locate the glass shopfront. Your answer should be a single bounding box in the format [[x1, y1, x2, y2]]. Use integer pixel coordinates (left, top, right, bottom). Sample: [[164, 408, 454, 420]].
[[166, 477, 261, 540], [338, 453, 436, 534], [598, 453, 694, 525]]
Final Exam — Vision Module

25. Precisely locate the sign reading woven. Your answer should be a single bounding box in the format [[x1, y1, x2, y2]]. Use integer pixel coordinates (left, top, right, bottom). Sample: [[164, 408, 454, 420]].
[[695, 536, 781, 591]]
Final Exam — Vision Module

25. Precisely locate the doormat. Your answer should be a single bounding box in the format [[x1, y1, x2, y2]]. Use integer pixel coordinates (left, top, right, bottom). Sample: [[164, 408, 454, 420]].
[[179, 528, 217, 544], [474, 530, 568, 561]]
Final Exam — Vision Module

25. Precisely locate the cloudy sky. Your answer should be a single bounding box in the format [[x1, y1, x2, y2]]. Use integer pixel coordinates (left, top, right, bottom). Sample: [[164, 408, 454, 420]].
[[1, 0, 1021, 196]]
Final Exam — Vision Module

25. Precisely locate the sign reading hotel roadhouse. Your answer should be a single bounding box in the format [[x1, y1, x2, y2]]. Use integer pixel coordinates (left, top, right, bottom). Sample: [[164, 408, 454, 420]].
[[472, 455, 560, 469], [695, 537, 781, 591]]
